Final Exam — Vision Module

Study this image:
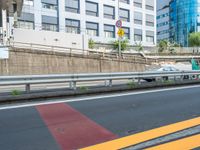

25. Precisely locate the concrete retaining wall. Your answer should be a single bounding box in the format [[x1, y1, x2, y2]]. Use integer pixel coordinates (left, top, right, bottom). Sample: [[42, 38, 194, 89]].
[[0, 48, 146, 75]]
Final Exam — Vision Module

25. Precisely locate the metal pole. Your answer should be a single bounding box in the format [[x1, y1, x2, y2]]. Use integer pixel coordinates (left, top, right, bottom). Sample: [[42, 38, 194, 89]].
[[118, 0, 121, 58]]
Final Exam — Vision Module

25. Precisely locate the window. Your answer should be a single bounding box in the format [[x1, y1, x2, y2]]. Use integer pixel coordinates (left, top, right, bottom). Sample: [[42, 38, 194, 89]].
[[86, 1, 98, 17], [42, 16, 58, 32], [104, 24, 115, 38], [86, 22, 99, 36], [122, 27, 130, 39], [24, 0, 34, 6], [18, 21, 34, 29], [145, 0, 154, 11], [134, 0, 142, 8], [42, 23, 58, 32], [146, 14, 154, 27], [146, 30, 154, 43], [42, 3, 57, 10], [17, 13, 34, 29], [104, 5, 115, 19], [119, 8, 129, 22], [65, 0, 80, 13], [65, 19, 80, 34], [134, 29, 142, 41], [120, 0, 129, 4], [134, 12, 142, 25]]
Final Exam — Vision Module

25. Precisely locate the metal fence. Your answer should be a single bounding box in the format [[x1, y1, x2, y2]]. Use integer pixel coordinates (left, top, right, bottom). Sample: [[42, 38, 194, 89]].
[[0, 71, 200, 93]]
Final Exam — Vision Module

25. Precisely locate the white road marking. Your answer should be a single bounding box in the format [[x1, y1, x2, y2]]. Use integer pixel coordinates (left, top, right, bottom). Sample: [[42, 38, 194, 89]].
[[0, 85, 200, 110]]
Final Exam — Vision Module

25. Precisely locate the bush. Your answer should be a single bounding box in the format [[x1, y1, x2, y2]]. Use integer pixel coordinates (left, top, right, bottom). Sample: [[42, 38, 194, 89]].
[[127, 81, 136, 89], [113, 38, 129, 51], [11, 90, 21, 96], [79, 86, 89, 92], [88, 39, 95, 49]]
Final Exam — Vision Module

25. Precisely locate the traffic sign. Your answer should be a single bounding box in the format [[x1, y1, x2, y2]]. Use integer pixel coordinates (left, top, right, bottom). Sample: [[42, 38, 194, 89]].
[[117, 28, 125, 37], [116, 20, 122, 28]]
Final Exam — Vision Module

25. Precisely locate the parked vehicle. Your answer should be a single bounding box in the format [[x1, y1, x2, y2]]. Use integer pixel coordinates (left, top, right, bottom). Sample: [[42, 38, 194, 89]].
[[143, 66, 189, 82]]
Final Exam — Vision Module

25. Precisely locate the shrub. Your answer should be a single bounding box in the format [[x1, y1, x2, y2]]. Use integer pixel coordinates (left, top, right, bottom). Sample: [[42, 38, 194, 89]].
[[88, 39, 95, 49], [127, 81, 136, 89], [79, 86, 89, 92], [113, 38, 129, 51], [11, 90, 21, 96]]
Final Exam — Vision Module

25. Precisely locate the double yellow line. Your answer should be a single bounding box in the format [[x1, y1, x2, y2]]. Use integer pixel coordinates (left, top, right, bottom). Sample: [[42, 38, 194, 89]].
[[81, 117, 200, 150]]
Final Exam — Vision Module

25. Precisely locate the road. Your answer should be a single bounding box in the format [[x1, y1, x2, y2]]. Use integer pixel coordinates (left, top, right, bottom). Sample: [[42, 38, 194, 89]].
[[0, 85, 200, 149]]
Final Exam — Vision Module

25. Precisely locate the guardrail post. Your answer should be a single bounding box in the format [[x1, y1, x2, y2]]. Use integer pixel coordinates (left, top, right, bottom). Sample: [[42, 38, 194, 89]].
[[73, 81, 77, 90], [25, 84, 31, 93], [69, 81, 73, 89], [138, 78, 141, 84], [109, 79, 112, 87]]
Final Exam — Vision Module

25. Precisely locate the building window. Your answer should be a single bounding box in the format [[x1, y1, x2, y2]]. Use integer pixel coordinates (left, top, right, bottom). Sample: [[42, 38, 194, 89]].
[[134, 29, 142, 42], [17, 20, 34, 29], [134, 0, 142, 8], [145, 0, 154, 11], [134, 12, 142, 25], [65, 19, 80, 34], [120, 0, 130, 4], [146, 30, 154, 43], [65, 0, 80, 13], [86, 1, 98, 17], [104, 24, 115, 38], [146, 14, 154, 27], [146, 5, 154, 11], [86, 22, 99, 36], [122, 27, 130, 39], [119, 8, 129, 22], [104, 5, 115, 19], [42, 3, 57, 10], [24, 0, 34, 6], [42, 23, 58, 32]]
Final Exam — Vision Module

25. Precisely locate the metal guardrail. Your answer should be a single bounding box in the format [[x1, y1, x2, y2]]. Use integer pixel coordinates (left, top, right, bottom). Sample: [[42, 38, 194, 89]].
[[0, 71, 200, 93]]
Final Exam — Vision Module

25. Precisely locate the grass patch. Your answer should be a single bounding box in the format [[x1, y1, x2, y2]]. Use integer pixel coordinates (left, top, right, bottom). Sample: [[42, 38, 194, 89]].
[[79, 86, 89, 92], [163, 80, 174, 84], [127, 81, 136, 89], [11, 90, 22, 96]]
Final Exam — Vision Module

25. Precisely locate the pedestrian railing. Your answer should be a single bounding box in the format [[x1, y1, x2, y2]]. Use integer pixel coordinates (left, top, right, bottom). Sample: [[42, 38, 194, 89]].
[[0, 71, 200, 93]]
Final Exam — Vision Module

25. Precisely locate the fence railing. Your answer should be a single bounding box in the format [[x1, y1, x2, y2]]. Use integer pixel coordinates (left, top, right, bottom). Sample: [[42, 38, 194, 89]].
[[0, 71, 200, 93], [9, 41, 156, 64]]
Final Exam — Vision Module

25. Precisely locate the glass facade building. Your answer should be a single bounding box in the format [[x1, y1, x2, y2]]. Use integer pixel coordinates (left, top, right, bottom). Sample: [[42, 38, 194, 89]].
[[169, 0, 199, 46]]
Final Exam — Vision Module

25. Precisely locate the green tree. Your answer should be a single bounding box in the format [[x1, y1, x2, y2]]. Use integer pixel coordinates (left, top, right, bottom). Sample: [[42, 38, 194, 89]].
[[88, 39, 95, 49], [113, 38, 129, 51], [188, 32, 200, 47], [135, 42, 143, 52], [158, 40, 168, 53]]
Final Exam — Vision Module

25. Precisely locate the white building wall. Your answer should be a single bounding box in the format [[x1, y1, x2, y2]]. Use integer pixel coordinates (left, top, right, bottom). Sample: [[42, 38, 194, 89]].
[[18, 0, 156, 47]]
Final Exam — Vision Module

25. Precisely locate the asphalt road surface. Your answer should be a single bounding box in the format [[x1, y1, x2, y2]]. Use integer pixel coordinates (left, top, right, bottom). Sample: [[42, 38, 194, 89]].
[[0, 85, 200, 150]]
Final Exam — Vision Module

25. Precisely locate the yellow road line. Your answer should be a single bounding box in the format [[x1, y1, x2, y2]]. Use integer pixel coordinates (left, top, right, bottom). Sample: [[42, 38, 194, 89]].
[[146, 134, 200, 150], [81, 117, 200, 150]]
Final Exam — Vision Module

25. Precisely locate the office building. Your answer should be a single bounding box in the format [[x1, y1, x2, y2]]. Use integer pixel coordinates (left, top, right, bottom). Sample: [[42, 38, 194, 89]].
[[156, 0, 170, 42], [16, 0, 156, 47], [169, 0, 199, 46]]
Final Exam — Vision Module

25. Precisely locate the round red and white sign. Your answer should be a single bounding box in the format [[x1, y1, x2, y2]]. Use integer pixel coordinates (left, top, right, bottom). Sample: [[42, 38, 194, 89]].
[[116, 20, 122, 28]]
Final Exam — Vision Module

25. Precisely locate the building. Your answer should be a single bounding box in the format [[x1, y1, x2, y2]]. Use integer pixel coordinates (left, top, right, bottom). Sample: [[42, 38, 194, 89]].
[[156, 0, 170, 42], [169, 0, 199, 47], [0, 0, 23, 45], [15, 0, 156, 47]]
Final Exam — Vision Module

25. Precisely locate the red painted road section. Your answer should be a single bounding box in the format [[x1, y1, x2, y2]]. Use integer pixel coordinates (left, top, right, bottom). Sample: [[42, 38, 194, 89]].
[[36, 103, 117, 150]]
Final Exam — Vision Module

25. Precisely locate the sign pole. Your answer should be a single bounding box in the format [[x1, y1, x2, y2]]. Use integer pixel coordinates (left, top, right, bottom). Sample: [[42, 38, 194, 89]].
[[118, 0, 121, 58], [119, 37, 121, 58]]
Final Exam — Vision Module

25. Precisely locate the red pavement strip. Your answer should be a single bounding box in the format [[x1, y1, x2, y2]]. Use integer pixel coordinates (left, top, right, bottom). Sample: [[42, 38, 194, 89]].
[[36, 103, 118, 150]]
